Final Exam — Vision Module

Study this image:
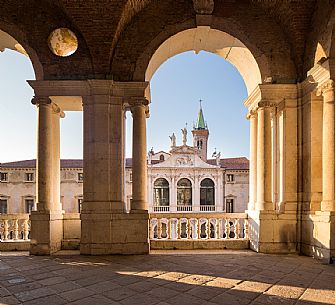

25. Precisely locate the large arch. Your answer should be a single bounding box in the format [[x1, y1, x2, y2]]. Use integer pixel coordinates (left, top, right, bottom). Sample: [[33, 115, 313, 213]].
[[111, 0, 297, 85]]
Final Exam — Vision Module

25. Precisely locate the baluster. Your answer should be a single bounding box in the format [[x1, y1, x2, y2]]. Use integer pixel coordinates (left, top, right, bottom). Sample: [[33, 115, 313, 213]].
[[157, 219, 162, 239], [244, 218, 248, 239], [24, 220, 30, 240], [225, 218, 230, 239], [3, 220, 9, 241], [187, 218, 191, 239], [168, 219, 172, 239], [234, 219, 240, 239], [149, 219, 154, 239], [177, 219, 181, 239], [215, 218, 219, 239], [197, 219, 201, 239], [206, 219, 210, 239], [13, 219, 19, 240]]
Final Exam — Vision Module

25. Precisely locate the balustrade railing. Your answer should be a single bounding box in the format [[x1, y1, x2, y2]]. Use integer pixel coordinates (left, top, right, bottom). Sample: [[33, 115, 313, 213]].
[[200, 205, 215, 212], [150, 213, 248, 240], [0, 214, 30, 241], [177, 205, 192, 212], [153, 206, 170, 212]]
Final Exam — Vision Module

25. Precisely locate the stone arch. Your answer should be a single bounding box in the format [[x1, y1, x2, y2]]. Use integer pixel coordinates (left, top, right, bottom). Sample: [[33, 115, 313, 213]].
[[0, 22, 43, 80], [111, 0, 297, 90]]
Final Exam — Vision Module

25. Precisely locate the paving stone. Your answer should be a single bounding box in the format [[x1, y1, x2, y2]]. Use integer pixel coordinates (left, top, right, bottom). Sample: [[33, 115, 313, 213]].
[[0, 295, 21, 305], [47, 281, 81, 293], [0, 251, 335, 305], [14, 286, 56, 302], [103, 286, 137, 301], [59, 287, 95, 302]]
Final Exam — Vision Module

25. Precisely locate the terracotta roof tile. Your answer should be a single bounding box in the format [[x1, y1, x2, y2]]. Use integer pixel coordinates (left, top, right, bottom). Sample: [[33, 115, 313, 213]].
[[207, 157, 249, 170], [1, 157, 249, 170]]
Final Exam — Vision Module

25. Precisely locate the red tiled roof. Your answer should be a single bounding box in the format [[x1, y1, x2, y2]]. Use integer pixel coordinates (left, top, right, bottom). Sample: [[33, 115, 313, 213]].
[[1, 157, 249, 170], [0, 159, 83, 169], [207, 157, 249, 170]]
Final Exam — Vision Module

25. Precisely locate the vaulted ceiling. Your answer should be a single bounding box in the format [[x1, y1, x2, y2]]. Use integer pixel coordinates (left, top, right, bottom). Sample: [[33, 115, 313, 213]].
[[0, 0, 333, 81]]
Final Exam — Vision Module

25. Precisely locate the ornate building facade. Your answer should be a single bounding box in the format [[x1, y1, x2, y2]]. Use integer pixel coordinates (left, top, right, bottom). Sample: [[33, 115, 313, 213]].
[[0, 107, 249, 215]]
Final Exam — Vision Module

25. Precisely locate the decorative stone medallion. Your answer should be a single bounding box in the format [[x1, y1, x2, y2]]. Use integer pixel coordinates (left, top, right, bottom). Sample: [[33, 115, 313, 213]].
[[48, 28, 78, 57]]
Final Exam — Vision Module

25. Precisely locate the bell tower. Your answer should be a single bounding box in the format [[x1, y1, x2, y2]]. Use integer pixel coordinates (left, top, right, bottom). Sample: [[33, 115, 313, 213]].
[[192, 100, 209, 161]]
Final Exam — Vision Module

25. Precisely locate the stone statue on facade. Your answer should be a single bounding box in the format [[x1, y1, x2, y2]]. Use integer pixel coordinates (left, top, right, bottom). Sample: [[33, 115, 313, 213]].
[[181, 127, 187, 146], [216, 152, 221, 166], [169, 133, 176, 147]]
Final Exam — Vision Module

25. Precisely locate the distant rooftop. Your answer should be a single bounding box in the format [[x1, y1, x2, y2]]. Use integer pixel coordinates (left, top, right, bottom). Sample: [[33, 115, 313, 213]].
[[1, 157, 249, 170]]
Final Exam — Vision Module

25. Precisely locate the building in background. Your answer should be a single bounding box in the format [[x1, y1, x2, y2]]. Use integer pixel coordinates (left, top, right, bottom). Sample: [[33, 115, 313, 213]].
[[0, 107, 249, 214]]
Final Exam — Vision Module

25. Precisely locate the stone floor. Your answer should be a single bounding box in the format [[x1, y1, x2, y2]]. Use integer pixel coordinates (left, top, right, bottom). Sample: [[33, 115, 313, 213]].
[[0, 250, 334, 305]]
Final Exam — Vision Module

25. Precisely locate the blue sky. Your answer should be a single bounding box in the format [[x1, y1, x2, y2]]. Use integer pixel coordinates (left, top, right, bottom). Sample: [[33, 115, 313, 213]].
[[0, 49, 248, 162]]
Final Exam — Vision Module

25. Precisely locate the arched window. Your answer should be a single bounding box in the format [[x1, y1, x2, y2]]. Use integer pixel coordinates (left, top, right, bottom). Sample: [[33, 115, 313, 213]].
[[153, 178, 169, 206], [197, 140, 203, 150], [159, 154, 165, 161], [177, 178, 192, 206], [200, 178, 215, 206]]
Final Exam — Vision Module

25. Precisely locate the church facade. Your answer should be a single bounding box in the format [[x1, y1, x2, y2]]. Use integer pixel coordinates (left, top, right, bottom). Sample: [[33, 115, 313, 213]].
[[0, 107, 249, 215]]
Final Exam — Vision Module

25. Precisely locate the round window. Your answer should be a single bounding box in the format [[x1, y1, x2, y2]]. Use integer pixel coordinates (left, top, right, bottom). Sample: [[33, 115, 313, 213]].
[[48, 28, 78, 57]]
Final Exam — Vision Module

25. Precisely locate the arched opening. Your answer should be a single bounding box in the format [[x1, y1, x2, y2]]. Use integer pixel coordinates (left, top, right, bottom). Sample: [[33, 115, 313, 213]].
[[144, 28, 262, 95], [153, 178, 170, 212], [0, 29, 39, 218], [200, 178, 215, 207], [177, 178, 192, 212]]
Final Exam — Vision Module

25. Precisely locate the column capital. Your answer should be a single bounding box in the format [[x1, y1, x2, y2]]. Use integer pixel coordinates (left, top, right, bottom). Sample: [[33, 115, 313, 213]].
[[316, 79, 335, 97], [129, 98, 149, 109], [51, 103, 65, 118], [31, 96, 51, 106], [246, 109, 257, 120], [257, 101, 276, 109]]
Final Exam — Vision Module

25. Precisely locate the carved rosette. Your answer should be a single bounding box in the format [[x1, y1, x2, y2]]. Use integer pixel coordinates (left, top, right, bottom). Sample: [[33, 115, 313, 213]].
[[192, 0, 214, 14]]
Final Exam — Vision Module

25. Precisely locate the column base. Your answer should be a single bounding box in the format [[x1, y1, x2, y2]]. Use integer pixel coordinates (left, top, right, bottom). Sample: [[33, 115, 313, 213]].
[[29, 210, 64, 255], [80, 208, 149, 255], [247, 209, 297, 254], [301, 211, 335, 263]]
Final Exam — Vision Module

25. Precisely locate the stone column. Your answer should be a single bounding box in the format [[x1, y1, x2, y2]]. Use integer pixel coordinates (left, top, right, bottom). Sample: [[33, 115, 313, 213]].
[[321, 80, 335, 211], [193, 174, 200, 212], [247, 110, 257, 210], [30, 97, 63, 255], [170, 175, 176, 212], [130, 99, 149, 210], [256, 102, 274, 211], [33, 97, 53, 211], [51, 103, 65, 212]]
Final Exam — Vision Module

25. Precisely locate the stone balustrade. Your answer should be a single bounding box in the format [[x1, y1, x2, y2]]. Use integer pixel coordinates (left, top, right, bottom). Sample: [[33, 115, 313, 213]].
[[0, 212, 249, 251], [0, 214, 31, 251], [150, 212, 248, 240]]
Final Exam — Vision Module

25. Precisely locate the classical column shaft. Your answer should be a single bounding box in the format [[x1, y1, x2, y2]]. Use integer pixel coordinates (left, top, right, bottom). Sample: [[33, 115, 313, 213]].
[[33, 97, 53, 211], [131, 100, 148, 210], [248, 111, 257, 210], [51, 104, 64, 212], [321, 81, 335, 211], [256, 104, 273, 210]]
